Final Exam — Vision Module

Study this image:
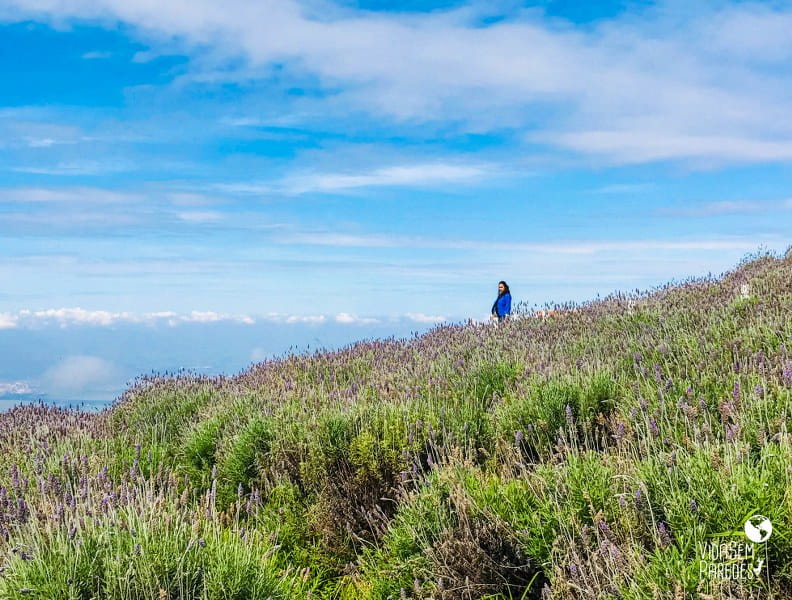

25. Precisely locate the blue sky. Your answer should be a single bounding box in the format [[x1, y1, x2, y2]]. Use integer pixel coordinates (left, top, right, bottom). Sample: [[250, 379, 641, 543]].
[[1, 0, 791, 406]]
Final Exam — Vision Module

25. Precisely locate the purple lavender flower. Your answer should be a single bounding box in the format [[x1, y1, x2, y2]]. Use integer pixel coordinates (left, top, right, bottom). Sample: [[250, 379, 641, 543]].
[[515, 430, 524, 444], [718, 401, 734, 420], [649, 418, 659, 438], [565, 404, 574, 427], [783, 361, 792, 387], [657, 522, 672, 547], [615, 421, 625, 444], [689, 499, 698, 514], [755, 384, 765, 397], [16, 498, 28, 522]]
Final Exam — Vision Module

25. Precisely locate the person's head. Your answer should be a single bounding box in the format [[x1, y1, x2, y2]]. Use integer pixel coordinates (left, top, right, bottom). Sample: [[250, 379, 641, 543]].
[[498, 281, 510, 295]]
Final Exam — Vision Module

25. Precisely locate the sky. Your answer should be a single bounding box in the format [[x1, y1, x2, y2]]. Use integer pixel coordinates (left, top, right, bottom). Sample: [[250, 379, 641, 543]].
[[1, 0, 791, 407]]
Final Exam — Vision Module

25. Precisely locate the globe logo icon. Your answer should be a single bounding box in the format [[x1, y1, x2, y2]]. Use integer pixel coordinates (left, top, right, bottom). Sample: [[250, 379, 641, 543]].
[[744, 515, 772, 543]]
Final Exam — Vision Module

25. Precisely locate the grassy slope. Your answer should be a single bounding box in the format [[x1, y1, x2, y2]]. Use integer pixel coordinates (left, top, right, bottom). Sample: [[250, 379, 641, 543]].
[[0, 251, 790, 599]]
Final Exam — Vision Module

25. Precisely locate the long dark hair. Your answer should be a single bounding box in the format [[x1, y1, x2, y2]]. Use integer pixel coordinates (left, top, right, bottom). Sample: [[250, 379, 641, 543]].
[[498, 280, 510, 296]]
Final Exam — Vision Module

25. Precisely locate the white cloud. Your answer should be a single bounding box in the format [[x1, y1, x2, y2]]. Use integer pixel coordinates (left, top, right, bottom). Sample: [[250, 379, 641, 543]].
[[81, 50, 111, 59], [276, 231, 774, 255], [279, 231, 405, 247], [0, 381, 33, 396], [335, 312, 379, 325], [591, 183, 654, 194], [7, 0, 791, 165], [285, 314, 326, 324], [131, 49, 159, 63], [167, 192, 224, 207], [27, 137, 57, 147], [12, 160, 134, 176], [29, 308, 130, 327], [42, 355, 119, 397], [147, 311, 179, 320], [0, 115, 85, 150], [217, 162, 492, 196], [279, 162, 492, 194], [0, 187, 145, 205], [9, 308, 256, 328], [182, 311, 255, 325], [656, 201, 774, 218], [0, 313, 18, 329], [250, 347, 269, 362], [406, 312, 447, 324], [539, 131, 792, 165], [176, 211, 224, 223]]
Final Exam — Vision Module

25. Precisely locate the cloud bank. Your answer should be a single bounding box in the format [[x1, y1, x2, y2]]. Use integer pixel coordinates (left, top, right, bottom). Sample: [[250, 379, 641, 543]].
[[0, 381, 33, 396], [3, 0, 792, 165], [41, 355, 121, 400], [0, 308, 452, 328]]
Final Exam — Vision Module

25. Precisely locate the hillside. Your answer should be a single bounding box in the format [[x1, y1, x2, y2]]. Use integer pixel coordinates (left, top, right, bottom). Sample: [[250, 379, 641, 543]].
[[0, 251, 790, 599]]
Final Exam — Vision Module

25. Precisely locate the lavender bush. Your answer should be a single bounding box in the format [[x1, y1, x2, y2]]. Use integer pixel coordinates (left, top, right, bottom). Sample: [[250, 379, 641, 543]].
[[0, 249, 790, 599]]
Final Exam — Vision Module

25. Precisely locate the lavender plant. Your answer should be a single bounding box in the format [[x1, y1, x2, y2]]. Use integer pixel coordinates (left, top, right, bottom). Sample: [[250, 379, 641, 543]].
[[0, 249, 790, 599]]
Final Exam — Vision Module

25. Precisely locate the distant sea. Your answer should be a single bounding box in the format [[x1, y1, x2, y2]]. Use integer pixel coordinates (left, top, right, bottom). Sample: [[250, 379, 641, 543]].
[[0, 318, 443, 413]]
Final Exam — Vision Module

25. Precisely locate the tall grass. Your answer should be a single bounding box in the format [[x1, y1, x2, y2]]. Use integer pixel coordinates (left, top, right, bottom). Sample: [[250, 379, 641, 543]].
[[0, 250, 790, 598]]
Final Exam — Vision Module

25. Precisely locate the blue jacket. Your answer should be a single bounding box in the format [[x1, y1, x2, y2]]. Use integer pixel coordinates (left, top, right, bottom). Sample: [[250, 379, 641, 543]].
[[492, 292, 511, 318]]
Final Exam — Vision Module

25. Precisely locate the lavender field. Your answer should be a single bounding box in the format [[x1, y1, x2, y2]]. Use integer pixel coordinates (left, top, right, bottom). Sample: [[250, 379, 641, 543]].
[[0, 251, 790, 599]]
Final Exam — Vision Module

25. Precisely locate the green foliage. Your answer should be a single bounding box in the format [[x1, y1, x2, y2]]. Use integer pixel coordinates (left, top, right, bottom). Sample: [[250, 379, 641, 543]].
[[467, 361, 524, 404], [495, 371, 616, 457], [0, 503, 308, 600], [217, 417, 274, 505], [181, 415, 224, 477], [3, 253, 792, 598]]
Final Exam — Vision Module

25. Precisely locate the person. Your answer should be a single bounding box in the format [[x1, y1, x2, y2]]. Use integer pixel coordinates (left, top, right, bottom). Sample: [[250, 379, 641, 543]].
[[491, 281, 511, 323]]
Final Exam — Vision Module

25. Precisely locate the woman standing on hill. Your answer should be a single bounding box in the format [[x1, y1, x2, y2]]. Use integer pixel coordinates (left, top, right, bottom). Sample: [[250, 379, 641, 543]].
[[491, 281, 512, 323]]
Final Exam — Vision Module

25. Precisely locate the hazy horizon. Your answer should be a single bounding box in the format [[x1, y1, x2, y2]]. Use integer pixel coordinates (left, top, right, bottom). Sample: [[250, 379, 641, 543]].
[[3, 0, 792, 409], [3, 248, 789, 411]]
